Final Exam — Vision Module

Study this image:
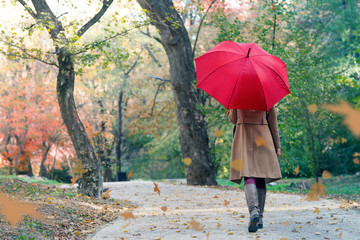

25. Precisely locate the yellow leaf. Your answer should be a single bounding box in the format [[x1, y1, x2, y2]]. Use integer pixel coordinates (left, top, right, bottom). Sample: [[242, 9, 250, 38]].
[[183, 158, 192, 166], [230, 159, 244, 172], [307, 182, 326, 200], [353, 158, 359, 165], [323, 101, 360, 137], [322, 170, 332, 179], [214, 129, 223, 137], [307, 104, 318, 113], [228, 232, 233, 235], [255, 136, 270, 149], [313, 207, 320, 215], [189, 220, 203, 231]]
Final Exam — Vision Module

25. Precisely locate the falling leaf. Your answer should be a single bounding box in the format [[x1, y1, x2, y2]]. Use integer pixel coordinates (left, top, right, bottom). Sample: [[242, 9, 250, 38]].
[[183, 158, 192, 166], [189, 220, 203, 231], [160, 206, 167, 212], [307, 104, 318, 113], [283, 221, 289, 226], [255, 136, 270, 149], [353, 158, 359, 165], [224, 199, 230, 206], [120, 211, 135, 220], [73, 160, 88, 177], [214, 129, 224, 137], [323, 101, 360, 137], [307, 182, 326, 200], [313, 207, 320, 216], [230, 159, 244, 171], [353, 152, 360, 157], [128, 169, 133, 179], [322, 170, 332, 179], [0, 192, 45, 227], [70, 176, 78, 186], [341, 137, 347, 144], [339, 232, 342, 238], [294, 165, 300, 176], [153, 182, 160, 195], [101, 189, 112, 199]]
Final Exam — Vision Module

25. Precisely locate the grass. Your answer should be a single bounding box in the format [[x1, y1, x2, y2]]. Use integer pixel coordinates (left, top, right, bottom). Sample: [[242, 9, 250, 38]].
[[216, 174, 360, 202], [0, 175, 62, 185]]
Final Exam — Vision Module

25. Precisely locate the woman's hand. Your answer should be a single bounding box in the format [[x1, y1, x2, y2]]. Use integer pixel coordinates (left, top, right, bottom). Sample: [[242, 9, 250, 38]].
[[276, 148, 281, 158]]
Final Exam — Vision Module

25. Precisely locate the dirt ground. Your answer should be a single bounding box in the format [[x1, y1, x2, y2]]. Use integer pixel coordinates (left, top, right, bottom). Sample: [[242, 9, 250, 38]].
[[87, 180, 360, 240]]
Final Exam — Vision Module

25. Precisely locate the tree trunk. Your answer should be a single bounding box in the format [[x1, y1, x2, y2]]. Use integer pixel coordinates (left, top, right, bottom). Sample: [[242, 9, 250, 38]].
[[116, 89, 123, 181], [136, 0, 217, 185], [39, 142, 51, 178], [56, 48, 103, 197]]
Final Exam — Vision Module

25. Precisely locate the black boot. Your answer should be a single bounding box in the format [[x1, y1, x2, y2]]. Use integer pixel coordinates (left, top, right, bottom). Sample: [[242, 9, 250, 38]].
[[257, 188, 266, 229], [244, 184, 260, 232]]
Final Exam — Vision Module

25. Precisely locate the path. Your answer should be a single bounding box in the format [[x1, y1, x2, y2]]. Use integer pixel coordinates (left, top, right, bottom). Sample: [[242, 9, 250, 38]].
[[88, 180, 359, 240]]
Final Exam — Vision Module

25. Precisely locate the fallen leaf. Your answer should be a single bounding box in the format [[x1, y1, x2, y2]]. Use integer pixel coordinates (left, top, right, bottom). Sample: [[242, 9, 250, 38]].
[[189, 220, 203, 231], [101, 189, 112, 199], [224, 200, 230, 206], [160, 206, 167, 212], [206, 232, 210, 238], [230, 159, 244, 171], [228, 232, 233, 235], [0, 192, 45, 227], [294, 165, 300, 176], [70, 176, 78, 186], [214, 130, 224, 137], [353, 158, 359, 165], [280, 238, 289, 240], [307, 104, 318, 113], [153, 182, 160, 195], [313, 207, 320, 215], [323, 101, 360, 137], [339, 232, 342, 238], [322, 170, 332, 180], [120, 211, 135, 220], [255, 136, 270, 149], [128, 169, 133, 179], [183, 158, 192, 166], [213, 195, 219, 198], [283, 221, 289, 226], [217, 223, 221, 228]]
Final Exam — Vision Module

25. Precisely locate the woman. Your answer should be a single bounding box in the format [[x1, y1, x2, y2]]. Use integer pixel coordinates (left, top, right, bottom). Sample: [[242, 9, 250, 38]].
[[228, 106, 281, 233]]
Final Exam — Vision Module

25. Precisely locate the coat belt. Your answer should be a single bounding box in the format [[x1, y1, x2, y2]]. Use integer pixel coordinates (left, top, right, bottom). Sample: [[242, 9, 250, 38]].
[[236, 117, 268, 125]]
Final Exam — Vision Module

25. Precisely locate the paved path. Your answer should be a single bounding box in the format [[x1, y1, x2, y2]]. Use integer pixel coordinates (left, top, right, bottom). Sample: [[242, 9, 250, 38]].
[[88, 180, 359, 240]]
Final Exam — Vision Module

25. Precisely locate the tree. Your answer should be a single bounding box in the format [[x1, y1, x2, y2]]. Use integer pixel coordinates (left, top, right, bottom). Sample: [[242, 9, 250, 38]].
[[136, 0, 217, 185], [3, 0, 118, 197]]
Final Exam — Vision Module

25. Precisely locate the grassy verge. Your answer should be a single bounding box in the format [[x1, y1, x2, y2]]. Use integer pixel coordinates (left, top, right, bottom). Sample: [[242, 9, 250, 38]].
[[216, 174, 360, 202], [0, 175, 136, 240]]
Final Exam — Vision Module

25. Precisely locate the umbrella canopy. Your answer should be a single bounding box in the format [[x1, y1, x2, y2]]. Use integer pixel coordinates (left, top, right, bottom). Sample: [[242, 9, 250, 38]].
[[195, 41, 290, 111]]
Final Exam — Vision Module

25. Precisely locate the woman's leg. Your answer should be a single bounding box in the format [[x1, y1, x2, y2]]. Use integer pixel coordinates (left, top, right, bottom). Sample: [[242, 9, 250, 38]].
[[244, 177, 260, 232], [255, 178, 266, 229]]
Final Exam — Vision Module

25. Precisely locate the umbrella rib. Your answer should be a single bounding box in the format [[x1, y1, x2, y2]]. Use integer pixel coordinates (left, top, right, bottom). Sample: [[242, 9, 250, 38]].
[[251, 58, 289, 90], [197, 58, 247, 86], [250, 60, 268, 111], [227, 62, 247, 109]]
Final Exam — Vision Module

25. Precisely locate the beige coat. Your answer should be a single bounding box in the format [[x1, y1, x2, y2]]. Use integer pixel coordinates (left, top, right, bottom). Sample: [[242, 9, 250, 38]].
[[228, 106, 282, 184]]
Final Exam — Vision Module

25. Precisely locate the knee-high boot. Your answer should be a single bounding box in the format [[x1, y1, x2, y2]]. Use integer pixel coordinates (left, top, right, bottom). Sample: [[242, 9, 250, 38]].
[[257, 188, 266, 229], [244, 183, 260, 232]]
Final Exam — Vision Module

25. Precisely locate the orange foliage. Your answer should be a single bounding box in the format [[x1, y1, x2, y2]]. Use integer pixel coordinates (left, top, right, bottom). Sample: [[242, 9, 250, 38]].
[[0, 61, 74, 174]]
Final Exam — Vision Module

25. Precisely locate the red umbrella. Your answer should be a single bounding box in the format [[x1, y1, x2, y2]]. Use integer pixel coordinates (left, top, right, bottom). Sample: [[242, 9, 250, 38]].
[[195, 41, 290, 111]]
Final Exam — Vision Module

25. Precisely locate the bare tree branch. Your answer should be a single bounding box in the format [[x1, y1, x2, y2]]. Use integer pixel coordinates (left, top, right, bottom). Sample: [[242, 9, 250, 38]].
[[125, 50, 143, 76], [148, 75, 170, 82], [17, 0, 37, 19], [150, 82, 165, 117], [77, 0, 115, 38], [140, 25, 161, 43], [143, 44, 161, 67], [192, 0, 217, 58]]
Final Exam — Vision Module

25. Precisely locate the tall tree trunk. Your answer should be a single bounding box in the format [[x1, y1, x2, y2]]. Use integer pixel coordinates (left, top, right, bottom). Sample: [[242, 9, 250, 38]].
[[13, 123, 30, 175], [136, 0, 217, 185], [56, 48, 103, 196], [116, 89, 123, 181]]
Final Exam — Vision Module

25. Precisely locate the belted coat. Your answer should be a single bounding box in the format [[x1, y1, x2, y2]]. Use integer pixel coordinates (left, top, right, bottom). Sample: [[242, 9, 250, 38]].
[[228, 106, 282, 184]]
